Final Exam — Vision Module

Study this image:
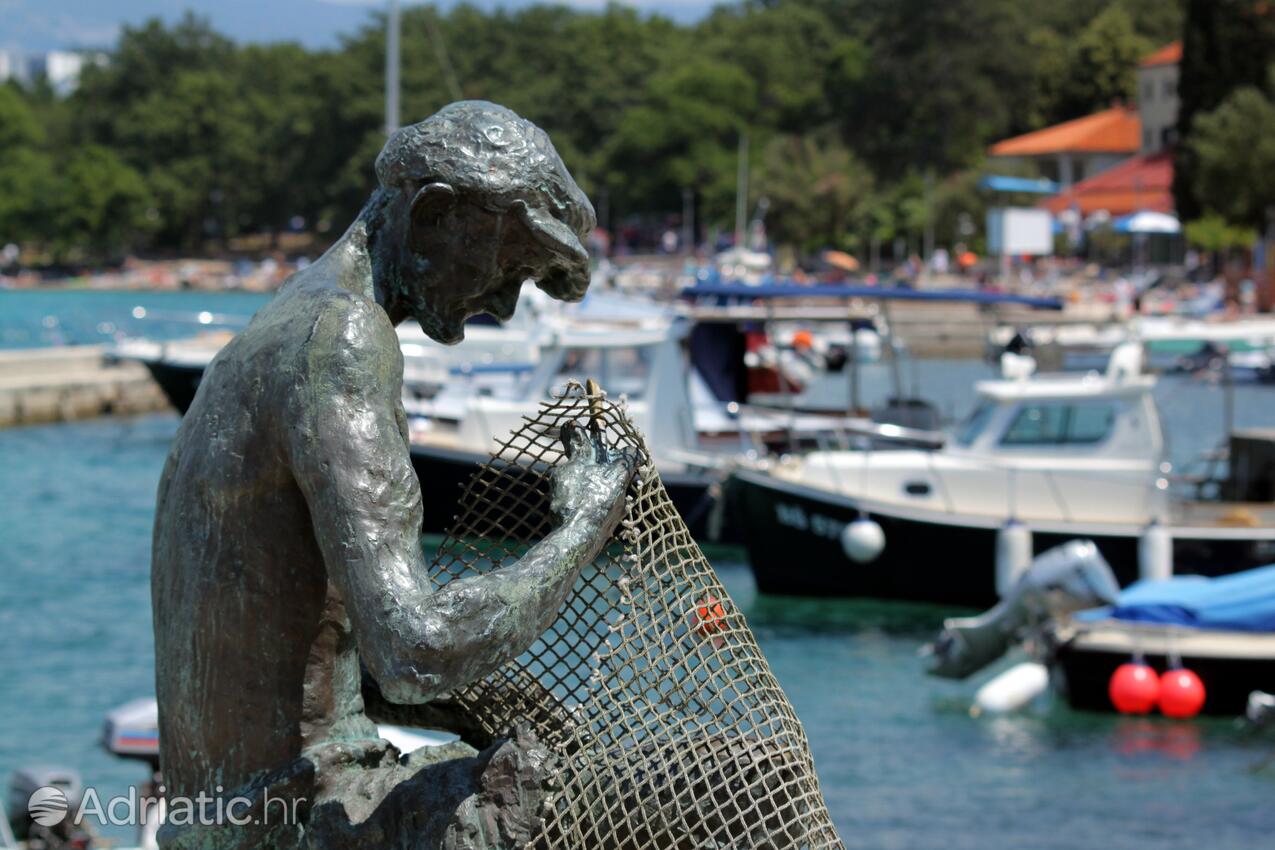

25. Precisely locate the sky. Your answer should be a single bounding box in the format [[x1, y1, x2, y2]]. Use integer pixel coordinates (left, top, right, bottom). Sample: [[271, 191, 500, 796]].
[[1, 0, 732, 52]]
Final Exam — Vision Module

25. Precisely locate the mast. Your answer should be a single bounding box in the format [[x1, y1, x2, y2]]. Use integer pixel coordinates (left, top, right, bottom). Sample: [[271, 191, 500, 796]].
[[734, 134, 749, 249], [385, 0, 401, 135]]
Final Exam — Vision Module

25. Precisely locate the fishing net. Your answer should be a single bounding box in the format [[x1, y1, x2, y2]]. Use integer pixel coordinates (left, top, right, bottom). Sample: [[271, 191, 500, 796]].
[[428, 382, 844, 850]]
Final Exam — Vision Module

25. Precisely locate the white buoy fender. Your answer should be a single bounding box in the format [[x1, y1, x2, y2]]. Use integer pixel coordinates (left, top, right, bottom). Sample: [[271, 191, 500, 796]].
[[1138, 521, 1173, 582], [994, 521, 1032, 597], [973, 662, 1050, 715], [999, 351, 1037, 380], [841, 517, 885, 563]]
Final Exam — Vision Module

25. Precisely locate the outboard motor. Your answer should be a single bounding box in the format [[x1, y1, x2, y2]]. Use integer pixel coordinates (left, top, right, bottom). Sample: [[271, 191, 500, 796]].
[[7, 765, 85, 843], [102, 697, 160, 768], [925, 540, 1121, 680]]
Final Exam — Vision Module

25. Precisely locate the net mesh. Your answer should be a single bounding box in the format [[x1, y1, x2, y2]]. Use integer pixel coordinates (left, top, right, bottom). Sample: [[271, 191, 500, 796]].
[[428, 383, 844, 850]]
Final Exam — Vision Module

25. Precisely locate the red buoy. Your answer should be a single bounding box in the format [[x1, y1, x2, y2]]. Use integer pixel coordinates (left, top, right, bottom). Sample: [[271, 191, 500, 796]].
[[1158, 668, 1206, 718], [692, 595, 727, 637], [1108, 662, 1160, 714]]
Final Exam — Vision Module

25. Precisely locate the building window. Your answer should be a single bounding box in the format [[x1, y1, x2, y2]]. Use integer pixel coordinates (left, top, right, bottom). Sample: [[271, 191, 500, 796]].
[[1163, 78, 1176, 99], [1143, 80, 1154, 102]]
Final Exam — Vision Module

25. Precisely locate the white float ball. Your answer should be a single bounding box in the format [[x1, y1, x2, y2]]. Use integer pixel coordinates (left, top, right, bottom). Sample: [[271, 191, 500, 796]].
[[841, 517, 885, 563]]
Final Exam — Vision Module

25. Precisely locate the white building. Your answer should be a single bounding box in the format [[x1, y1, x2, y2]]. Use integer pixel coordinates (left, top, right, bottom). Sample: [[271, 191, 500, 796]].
[[0, 49, 106, 93], [1137, 41, 1181, 154]]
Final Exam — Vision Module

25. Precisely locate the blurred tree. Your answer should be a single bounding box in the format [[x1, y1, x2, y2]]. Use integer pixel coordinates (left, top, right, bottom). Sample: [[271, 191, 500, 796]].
[[51, 146, 153, 260], [0, 87, 57, 248], [1052, 7, 1151, 117], [606, 57, 756, 227], [1185, 213, 1257, 254], [0, 0, 1225, 265], [756, 131, 874, 254], [235, 43, 326, 242], [1114, 0, 1184, 46], [1186, 74, 1275, 228], [841, 0, 1037, 178], [1175, 0, 1275, 220], [71, 13, 236, 148], [697, 1, 847, 132], [118, 69, 258, 248], [0, 85, 45, 150]]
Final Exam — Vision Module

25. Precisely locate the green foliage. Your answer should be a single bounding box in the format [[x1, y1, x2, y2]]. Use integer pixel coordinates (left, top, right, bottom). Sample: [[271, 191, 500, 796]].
[[1174, 0, 1275, 219], [609, 57, 756, 221], [1056, 7, 1153, 116], [0, 0, 1214, 262], [1186, 75, 1275, 228], [0, 88, 57, 249], [843, 0, 1038, 177], [0, 85, 46, 150], [0, 149, 58, 247], [51, 146, 154, 259], [1184, 213, 1256, 253], [756, 132, 874, 254]]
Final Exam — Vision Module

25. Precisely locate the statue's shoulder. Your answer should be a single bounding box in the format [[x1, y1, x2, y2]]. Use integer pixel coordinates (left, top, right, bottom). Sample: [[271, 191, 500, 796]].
[[282, 280, 400, 365]]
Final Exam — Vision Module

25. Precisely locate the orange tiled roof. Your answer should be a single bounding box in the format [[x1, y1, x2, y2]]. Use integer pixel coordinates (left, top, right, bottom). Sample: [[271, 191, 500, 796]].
[[1040, 151, 1174, 216], [1140, 41, 1182, 68], [989, 107, 1140, 157]]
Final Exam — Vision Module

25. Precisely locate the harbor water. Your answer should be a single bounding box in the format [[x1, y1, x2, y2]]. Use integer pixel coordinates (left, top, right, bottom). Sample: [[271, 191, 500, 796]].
[[2, 292, 1274, 848]]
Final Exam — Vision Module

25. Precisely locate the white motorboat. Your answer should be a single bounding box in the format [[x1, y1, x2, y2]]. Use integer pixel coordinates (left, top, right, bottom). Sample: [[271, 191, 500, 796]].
[[990, 315, 1275, 373], [729, 343, 1275, 604], [111, 293, 552, 414], [406, 313, 887, 543]]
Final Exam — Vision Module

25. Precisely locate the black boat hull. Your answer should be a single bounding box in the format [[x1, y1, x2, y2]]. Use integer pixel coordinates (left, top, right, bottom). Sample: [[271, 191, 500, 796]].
[[729, 470, 1275, 607], [411, 442, 736, 543], [141, 360, 203, 415], [1054, 640, 1275, 716]]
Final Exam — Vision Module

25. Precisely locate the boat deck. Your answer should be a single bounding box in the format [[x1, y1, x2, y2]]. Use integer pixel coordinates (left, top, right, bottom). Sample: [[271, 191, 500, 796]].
[[1056, 617, 1275, 660], [1171, 500, 1275, 530]]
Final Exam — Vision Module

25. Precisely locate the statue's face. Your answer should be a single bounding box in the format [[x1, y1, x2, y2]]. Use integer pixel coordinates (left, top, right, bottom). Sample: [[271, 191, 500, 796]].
[[399, 187, 558, 344]]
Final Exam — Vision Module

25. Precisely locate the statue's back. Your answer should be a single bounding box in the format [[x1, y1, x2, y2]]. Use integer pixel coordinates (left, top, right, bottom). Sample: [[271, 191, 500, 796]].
[[151, 283, 371, 800]]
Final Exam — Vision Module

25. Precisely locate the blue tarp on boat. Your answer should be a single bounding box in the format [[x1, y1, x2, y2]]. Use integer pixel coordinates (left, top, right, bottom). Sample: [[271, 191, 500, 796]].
[[681, 281, 1064, 310], [1077, 564, 1275, 632]]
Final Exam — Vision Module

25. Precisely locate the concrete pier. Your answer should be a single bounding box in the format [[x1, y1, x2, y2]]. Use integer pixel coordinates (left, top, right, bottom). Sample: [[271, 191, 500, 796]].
[[0, 346, 171, 428]]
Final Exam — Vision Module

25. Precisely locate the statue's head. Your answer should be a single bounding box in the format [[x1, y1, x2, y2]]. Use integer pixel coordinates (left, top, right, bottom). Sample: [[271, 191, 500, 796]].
[[373, 100, 596, 343]]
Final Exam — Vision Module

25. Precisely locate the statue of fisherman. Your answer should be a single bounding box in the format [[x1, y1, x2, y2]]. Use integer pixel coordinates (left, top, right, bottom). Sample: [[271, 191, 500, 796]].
[[151, 101, 633, 849]]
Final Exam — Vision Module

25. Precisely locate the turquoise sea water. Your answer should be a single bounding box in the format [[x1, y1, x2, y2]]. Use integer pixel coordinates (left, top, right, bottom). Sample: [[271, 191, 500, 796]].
[[2, 293, 1275, 847], [0, 289, 270, 349]]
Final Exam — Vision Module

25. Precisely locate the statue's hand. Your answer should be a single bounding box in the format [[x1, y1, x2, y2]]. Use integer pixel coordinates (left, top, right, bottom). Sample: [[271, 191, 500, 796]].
[[550, 423, 637, 533]]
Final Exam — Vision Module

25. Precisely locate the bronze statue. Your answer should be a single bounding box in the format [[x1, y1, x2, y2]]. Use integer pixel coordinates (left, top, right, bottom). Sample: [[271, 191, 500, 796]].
[[151, 101, 633, 849]]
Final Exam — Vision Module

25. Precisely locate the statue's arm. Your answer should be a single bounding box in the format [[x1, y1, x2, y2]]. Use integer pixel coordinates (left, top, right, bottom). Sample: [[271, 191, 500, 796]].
[[289, 298, 631, 706]]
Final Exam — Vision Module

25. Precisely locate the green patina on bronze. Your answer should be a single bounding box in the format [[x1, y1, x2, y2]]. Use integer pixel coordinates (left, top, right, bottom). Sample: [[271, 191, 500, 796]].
[[151, 101, 631, 850]]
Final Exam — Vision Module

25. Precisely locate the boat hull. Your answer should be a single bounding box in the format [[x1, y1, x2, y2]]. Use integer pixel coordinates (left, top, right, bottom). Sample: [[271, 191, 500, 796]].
[[729, 470, 1275, 606], [141, 360, 203, 415], [1054, 635, 1275, 716], [411, 442, 736, 543]]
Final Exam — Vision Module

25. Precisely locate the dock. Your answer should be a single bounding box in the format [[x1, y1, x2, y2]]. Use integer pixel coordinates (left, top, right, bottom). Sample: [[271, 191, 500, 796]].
[[0, 346, 171, 428]]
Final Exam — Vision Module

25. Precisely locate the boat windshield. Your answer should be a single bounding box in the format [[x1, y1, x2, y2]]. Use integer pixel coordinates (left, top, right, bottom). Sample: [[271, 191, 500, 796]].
[[553, 345, 654, 399], [955, 402, 997, 447], [999, 401, 1118, 446]]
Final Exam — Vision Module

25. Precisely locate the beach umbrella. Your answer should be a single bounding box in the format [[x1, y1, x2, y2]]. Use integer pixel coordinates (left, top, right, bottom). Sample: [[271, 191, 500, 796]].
[[1114, 211, 1181, 235], [821, 249, 860, 272]]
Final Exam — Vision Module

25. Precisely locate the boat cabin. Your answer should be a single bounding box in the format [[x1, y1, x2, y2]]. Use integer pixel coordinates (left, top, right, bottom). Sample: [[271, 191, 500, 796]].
[[785, 345, 1171, 527]]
